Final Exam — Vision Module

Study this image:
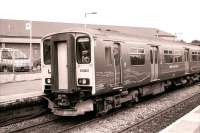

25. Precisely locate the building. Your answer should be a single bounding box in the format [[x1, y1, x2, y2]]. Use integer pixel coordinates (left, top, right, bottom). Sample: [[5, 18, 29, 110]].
[[0, 19, 175, 63]]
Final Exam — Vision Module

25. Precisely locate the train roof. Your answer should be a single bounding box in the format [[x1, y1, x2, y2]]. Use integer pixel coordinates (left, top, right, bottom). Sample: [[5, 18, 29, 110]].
[[42, 28, 200, 50]]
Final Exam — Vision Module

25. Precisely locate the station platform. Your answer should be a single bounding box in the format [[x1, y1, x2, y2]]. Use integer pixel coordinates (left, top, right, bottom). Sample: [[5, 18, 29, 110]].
[[0, 79, 43, 105], [160, 105, 200, 133], [0, 72, 41, 84]]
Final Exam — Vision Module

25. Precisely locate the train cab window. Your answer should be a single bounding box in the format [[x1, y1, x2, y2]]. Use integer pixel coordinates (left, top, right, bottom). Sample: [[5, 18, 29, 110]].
[[129, 48, 145, 65], [174, 50, 183, 63], [105, 47, 112, 65], [76, 37, 91, 64], [192, 51, 198, 62], [164, 50, 173, 63], [43, 39, 51, 65]]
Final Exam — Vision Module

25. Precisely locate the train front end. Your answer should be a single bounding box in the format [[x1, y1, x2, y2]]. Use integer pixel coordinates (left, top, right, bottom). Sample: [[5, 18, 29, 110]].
[[42, 31, 95, 116]]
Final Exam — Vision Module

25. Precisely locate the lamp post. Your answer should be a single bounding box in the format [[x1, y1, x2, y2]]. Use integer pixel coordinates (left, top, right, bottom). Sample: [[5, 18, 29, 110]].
[[25, 21, 32, 70], [84, 12, 97, 30], [175, 32, 183, 41]]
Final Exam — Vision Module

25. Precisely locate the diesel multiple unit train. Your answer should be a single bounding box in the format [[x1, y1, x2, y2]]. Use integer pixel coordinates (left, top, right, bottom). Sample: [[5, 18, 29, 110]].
[[41, 28, 200, 116]]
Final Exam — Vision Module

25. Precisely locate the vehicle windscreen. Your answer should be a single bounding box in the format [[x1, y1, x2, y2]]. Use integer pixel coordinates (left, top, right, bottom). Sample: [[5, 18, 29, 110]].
[[76, 36, 91, 64], [14, 50, 28, 59], [43, 39, 51, 65], [1, 50, 12, 59]]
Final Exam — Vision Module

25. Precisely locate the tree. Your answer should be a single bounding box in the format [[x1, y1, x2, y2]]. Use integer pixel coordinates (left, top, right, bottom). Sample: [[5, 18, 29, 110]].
[[191, 40, 200, 44]]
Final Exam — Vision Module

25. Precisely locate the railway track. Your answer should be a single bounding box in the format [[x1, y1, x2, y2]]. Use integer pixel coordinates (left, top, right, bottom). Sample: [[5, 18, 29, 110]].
[[0, 95, 48, 128], [9, 107, 123, 133], [0, 110, 48, 127], [8, 100, 132, 133], [10, 117, 61, 133], [0, 104, 49, 127], [2, 84, 200, 133], [115, 92, 200, 133]]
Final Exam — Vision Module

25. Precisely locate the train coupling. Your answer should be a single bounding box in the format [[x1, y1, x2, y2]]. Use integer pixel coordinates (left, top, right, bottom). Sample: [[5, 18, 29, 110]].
[[42, 96, 94, 116]]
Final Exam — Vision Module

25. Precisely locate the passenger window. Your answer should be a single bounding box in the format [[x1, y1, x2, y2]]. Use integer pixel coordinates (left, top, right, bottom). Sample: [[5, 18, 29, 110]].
[[105, 47, 112, 65], [129, 48, 145, 65], [174, 55, 183, 62], [164, 55, 173, 63], [192, 51, 198, 62], [150, 50, 153, 64], [113, 47, 120, 66], [164, 50, 173, 63], [2, 51, 12, 59], [130, 48, 137, 53], [174, 50, 183, 63], [130, 54, 145, 65], [155, 49, 158, 64]]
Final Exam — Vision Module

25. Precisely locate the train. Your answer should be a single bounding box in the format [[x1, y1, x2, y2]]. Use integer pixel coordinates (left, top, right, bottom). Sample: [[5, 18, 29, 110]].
[[41, 28, 200, 116]]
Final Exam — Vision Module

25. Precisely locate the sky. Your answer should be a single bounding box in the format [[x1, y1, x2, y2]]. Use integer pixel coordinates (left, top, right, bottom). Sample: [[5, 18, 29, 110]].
[[0, 0, 200, 42]]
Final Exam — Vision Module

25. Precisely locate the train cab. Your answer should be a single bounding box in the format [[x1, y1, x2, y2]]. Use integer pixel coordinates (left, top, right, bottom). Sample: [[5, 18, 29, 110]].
[[41, 31, 96, 116]]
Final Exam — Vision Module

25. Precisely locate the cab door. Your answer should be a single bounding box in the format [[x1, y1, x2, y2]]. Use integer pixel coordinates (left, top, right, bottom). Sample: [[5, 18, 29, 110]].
[[51, 33, 75, 92], [150, 46, 159, 81], [112, 43, 121, 86]]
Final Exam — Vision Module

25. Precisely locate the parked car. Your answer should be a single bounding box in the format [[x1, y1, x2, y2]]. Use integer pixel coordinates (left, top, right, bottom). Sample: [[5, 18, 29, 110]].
[[0, 48, 32, 72]]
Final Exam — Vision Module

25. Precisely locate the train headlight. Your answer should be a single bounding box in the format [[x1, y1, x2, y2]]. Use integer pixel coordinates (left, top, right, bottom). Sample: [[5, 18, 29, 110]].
[[82, 79, 87, 84], [45, 78, 52, 84], [78, 78, 90, 85]]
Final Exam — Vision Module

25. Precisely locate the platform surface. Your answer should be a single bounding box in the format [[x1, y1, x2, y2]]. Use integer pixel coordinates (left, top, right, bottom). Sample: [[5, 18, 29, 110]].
[[0, 79, 42, 104], [160, 105, 200, 133]]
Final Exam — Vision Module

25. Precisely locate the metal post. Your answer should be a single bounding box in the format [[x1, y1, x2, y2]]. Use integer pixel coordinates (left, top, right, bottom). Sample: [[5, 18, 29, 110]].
[[12, 50, 15, 81], [29, 21, 32, 71], [84, 13, 87, 31]]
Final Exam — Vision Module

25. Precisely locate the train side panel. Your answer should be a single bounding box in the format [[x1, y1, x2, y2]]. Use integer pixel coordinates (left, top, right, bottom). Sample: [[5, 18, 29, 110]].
[[94, 39, 115, 94], [94, 39, 151, 95], [189, 48, 200, 74], [158, 44, 186, 81], [122, 42, 151, 88]]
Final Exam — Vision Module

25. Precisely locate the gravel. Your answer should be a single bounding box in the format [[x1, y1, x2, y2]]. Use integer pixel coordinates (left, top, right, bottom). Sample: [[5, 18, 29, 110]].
[[123, 93, 200, 133], [0, 113, 58, 133], [67, 85, 200, 133]]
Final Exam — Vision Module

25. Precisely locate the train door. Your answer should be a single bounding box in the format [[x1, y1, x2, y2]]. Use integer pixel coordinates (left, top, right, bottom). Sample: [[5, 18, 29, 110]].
[[51, 34, 75, 92], [57, 42, 68, 89], [184, 49, 189, 74], [150, 46, 159, 81], [112, 43, 121, 86]]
